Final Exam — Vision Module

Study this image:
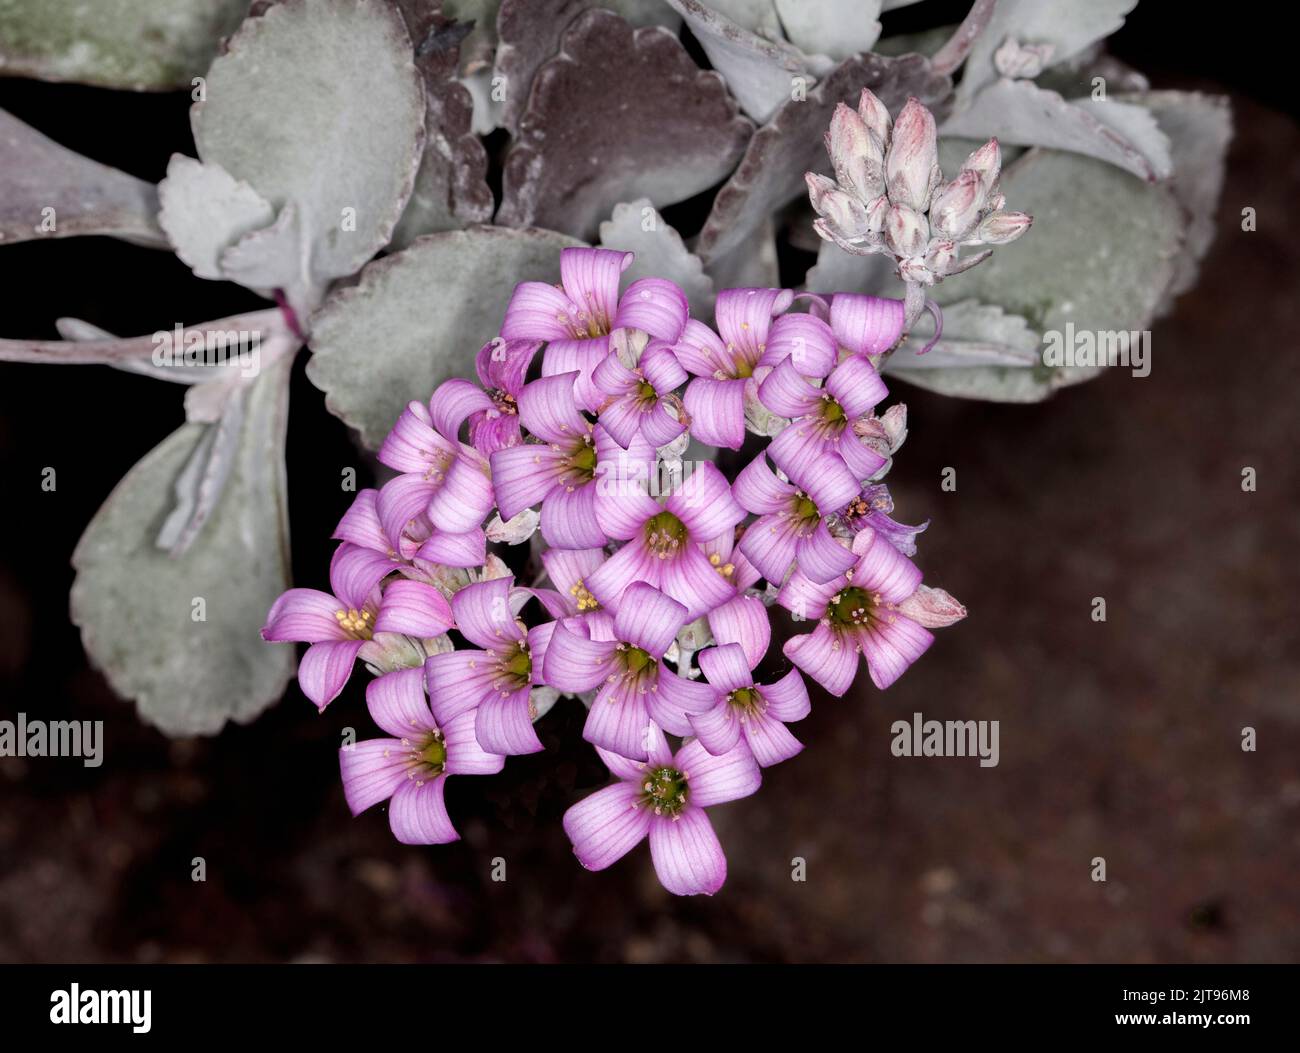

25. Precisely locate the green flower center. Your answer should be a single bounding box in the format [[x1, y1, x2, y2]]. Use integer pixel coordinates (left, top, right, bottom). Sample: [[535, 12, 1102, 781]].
[[636, 380, 658, 403], [565, 439, 598, 483], [417, 735, 447, 771], [495, 640, 533, 690], [727, 686, 765, 717], [645, 510, 687, 558], [623, 645, 655, 676], [640, 765, 689, 817], [828, 586, 879, 628]]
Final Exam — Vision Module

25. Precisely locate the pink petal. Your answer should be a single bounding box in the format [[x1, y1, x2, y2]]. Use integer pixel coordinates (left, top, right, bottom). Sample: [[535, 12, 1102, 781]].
[[541, 620, 617, 692], [758, 356, 821, 418], [666, 461, 744, 542], [640, 341, 689, 392], [654, 668, 718, 714], [415, 527, 486, 568], [476, 336, 540, 393], [732, 452, 794, 514], [613, 581, 688, 655], [795, 520, 857, 584], [585, 537, 661, 611], [297, 639, 364, 710], [672, 318, 729, 377], [783, 623, 858, 697], [689, 698, 742, 756], [365, 667, 435, 738], [584, 679, 653, 760], [428, 378, 495, 442], [714, 287, 794, 356], [707, 594, 770, 670], [376, 473, 437, 554], [593, 483, 658, 541], [518, 371, 590, 443], [561, 246, 630, 330], [526, 621, 555, 677], [742, 712, 804, 767], [541, 546, 606, 599], [641, 400, 687, 449], [595, 745, 649, 781], [829, 292, 905, 356], [649, 808, 727, 896], [262, 588, 349, 643], [614, 278, 689, 340], [594, 392, 641, 448], [646, 686, 695, 737], [850, 527, 924, 603], [838, 433, 889, 480], [489, 443, 564, 521], [378, 400, 452, 474], [389, 776, 458, 844], [452, 576, 524, 650], [759, 668, 811, 721], [772, 433, 861, 514], [442, 707, 507, 775], [761, 312, 838, 377], [738, 512, 800, 586], [501, 280, 576, 342], [776, 567, 839, 622], [683, 376, 745, 450], [475, 686, 544, 755], [676, 738, 761, 807], [856, 614, 933, 689], [539, 481, 607, 549], [339, 738, 408, 815], [826, 354, 888, 420], [373, 579, 454, 638], [698, 642, 752, 692], [425, 453, 494, 534], [332, 489, 390, 553], [424, 649, 496, 723], [543, 336, 609, 412], [660, 543, 736, 621], [563, 781, 651, 872]]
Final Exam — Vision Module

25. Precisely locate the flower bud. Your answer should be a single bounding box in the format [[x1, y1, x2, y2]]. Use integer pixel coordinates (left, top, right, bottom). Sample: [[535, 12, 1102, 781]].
[[806, 172, 874, 239], [929, 169, 986, 239], [959, 137, 1002, 195], [857, 88, 892, 147], [884, 202, 929, 258], [885, 97, 939, 210], [898, 585, 968, 628], [897, 256, 934, 285], [923, 238, 958, 276], [976, 210, 1032, 245], [826, 103, 884, 200]]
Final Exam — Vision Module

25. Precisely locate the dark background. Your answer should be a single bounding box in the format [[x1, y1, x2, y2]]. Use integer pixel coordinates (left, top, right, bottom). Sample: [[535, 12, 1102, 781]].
[[1, 3, 1297, 962]]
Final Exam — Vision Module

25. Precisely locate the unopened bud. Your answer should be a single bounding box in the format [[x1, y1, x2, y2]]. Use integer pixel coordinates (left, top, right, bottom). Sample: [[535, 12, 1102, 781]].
[[929, 170, 985, 239], [826, 103, 884, 200], [806, 173, 874, 239], [975, 210, 1032, 245], [885, 97, 939, 211], [857, 88, 892, 147], [898, 585, 967, 628], [885, 203, 929, 258], [959, 138, 1002, 196]]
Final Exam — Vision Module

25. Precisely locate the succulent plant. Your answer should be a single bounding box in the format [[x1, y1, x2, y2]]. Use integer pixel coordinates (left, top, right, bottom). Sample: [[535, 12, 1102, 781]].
[[0, 0, 1231, 735]]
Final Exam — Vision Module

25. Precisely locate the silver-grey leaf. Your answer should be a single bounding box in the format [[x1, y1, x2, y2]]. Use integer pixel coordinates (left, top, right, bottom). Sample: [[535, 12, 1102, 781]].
[[599, 199, 716, 321]]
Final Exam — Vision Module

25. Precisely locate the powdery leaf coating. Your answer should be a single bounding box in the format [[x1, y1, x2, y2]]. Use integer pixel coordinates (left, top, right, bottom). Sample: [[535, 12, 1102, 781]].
[[773, 0, 881, 62], [497, 8, 752, 241], [956, 0, 1138, 105], [388, 0, 493, 248], [941, 79, 1171, 183], [697, 52, 950, 264], [191, 0, 426, 299], [157, 154, 275, 281], [926, 147, 1184, 399], [0, 108, 168, 248], [307, 226, 581, 449], [666, 0, 817, 123], [0, 0, 246, 90], [599, 198, 716, 321], [1121, 90, 1232, 300], [495, 0, 681, 133], [70, 355, 296, 737]]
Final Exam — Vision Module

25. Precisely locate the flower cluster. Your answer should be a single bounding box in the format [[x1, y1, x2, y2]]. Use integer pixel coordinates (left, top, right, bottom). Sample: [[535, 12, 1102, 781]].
[[264, 244, 965, 895], [806, 89, 1031, 296]]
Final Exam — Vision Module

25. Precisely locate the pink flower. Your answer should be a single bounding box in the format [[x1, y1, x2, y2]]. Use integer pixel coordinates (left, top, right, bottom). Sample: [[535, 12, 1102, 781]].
[[543, 582, 715, 760], [778, 527, 947, 696], [340, 668, 504, 844], [732, 449, 861, 586], [502, 247, 689, 412], [262, 544, 454, 710], [760, 352, 892, 482], [489, 371, 655, 550], [690, 595, 810, 766], [423, 576, 553, 757], [562, 724, 760, 896], [591, 339, 689, 450], [468, 337, 541, 455], [587, 460, 745, 620], [675, 288, 839, 449], [376, 379, 496, 564], [829, 292, 907, 359], [533, 547, 606, 621]]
